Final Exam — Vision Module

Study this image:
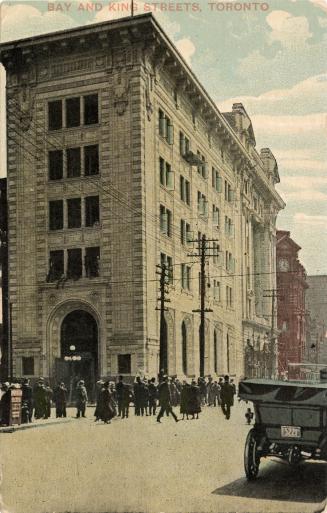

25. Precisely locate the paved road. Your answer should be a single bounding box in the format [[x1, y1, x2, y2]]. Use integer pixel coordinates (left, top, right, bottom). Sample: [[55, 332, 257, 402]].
[[0, 402, 325, 513]]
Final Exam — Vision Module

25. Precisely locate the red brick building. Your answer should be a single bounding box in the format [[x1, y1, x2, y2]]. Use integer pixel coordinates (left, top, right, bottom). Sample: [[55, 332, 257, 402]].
[[276, 231, 308, 378]]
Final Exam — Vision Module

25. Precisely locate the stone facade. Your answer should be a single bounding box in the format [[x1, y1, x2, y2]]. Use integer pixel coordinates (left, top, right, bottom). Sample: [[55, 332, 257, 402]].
[[0, 14, 284, 387], [306, 275, 327, 367], [276, 231, 308, 379]]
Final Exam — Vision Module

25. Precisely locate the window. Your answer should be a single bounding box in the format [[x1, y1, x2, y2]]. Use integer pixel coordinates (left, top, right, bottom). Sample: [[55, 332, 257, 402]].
[[179, 131, 190, 156], [181, 219, 191, 245], [84, 94, 98, 125], [212, 167, 222, 192], [49, 150, 63, 180], [213, 205, 220, 226], [225, 252, 235, 273], [213, 242, 220, 265], [67, 147, 81, 178], [197, 192, 208, 217], [47, 250, 64, 282], [225, 180, 234, 202], [118, 354, 131, 374], [160, 253, 173, 283], [85, 246, 100, 278], [197, 151, 207, 178], [159, 157, 173, 189], [180, 175, 190, 205], [85, 196, 100, 227], [226, 286, 233, 308], [213, 280, 221, 301], [181, 264, 191, 291], [48, 100, 62, 131], [225, 216, 233, 237], [49, 200, 63, 231], [159, 109, 173, 144], [22, 357, 34, 376], [84, 145, 99, 176], [66, 97, 80, 128], [67, 198, 81, 229], [160, 205, 172, 237], [67, 248, 82, 279], [182, 322, 187, 375]]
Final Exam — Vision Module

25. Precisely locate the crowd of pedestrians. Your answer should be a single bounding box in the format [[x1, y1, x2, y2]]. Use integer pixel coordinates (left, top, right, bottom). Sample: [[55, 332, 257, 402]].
[[0, 373, 237, 426]]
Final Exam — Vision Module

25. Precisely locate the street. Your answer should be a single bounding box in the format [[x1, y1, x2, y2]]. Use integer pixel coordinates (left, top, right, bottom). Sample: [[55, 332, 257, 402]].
[[0, 401, 326, 513]]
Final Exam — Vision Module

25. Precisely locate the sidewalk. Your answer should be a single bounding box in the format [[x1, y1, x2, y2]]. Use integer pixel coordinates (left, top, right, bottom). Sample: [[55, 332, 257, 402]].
[[0, 406, 92, 433]]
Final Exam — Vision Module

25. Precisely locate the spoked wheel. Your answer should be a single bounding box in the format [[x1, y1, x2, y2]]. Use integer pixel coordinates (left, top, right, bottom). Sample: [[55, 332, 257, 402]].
[[244, 428, 261, 480]]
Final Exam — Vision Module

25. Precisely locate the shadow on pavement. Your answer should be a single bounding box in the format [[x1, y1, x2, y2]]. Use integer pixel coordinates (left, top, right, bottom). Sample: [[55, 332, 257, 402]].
[[212, 461, 326, 503]]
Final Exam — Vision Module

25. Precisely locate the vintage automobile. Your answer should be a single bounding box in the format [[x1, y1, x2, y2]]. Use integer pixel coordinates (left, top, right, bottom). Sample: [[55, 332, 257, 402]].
[[238, 377, 327, 480]]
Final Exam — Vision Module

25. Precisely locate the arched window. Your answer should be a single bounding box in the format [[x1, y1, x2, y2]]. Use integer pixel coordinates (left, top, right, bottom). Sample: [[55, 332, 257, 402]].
[[214, 331, 218, 374], [182, 321, 187, 375]]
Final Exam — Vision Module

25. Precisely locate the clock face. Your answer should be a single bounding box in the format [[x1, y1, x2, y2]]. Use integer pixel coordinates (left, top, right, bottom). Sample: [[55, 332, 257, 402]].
[[279, 258, 289, 272]]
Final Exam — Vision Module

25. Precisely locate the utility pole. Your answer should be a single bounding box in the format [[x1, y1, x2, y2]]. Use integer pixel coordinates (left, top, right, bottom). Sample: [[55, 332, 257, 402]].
[[131, 0, 134, 16], [263, 288, 283, 379], [188, 234, 217, 377], [156, 263, 170, 375]]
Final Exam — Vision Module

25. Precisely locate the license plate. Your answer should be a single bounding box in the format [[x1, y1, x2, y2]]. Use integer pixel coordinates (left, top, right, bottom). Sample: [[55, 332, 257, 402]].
[[281, 426, 301, 438]]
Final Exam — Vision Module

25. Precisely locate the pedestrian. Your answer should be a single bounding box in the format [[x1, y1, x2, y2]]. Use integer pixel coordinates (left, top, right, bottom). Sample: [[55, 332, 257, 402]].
[[188, 379, 201, 419], [230, 379, 237, 396], [218, 377, 224, 405], [76, 380, 88, 418], [0, 383, 11, 426], [44, 382, 53, 419], [211, 381, 220, 407], [34, 379, 47, 419], [156, 375, 179, 423], [180, 381, 190, 420], [116, 375, 124, 417], [134, 376, 147, 416], [198, 377, 207, 406], [220, 375, 235, 420], [94, 380, 104, 421], [142, 379, 149, 416], [121, 384, 133, 419], [53, 382, 67, 418], [98, 381, 116, 424], [21, 378, 33, 423], [245, 407, 254, 425], [148, 378, 157, 416], [207, 376, 215, 406]]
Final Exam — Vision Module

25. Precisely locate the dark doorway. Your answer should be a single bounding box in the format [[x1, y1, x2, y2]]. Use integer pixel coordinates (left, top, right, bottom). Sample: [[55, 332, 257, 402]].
[[56, 310, 98, 402]]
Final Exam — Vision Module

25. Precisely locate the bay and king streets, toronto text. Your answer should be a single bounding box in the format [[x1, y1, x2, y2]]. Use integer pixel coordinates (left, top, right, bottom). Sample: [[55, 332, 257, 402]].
[[47, 2, 270, 13]]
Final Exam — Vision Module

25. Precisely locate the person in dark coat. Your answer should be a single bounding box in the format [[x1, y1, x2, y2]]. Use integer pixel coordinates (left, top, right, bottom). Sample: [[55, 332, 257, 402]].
[[141, 379, 149, 416], [94, 380, 104, 421], [180, 381, 190, 420], [198, 377, 207, 405], [116, 375, 124, 417], [21, 378, 33, 423], [34, 379, 47, 419], [148, 378, 157, 416], [0, 383, 11, 426], [220, 375, 235, 420], [44, 383, 53, 419], [133, 376, 144, 416], [121, 384, 133, 419], [76, 380, 88, 418], [188, 380, 201, 419], [53, 382, 67, 418], [156, 376, 179, 423], [99, 381, 116, 423]]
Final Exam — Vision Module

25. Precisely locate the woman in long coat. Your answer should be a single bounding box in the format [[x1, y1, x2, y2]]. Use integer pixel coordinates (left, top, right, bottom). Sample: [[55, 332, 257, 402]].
[[99, 382, 116, 424], [180, 381, 190, 420], [188, 380, 201, 419]]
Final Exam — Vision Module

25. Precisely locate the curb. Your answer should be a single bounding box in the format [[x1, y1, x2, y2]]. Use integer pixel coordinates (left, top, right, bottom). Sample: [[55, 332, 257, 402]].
[[0, 418, 75, 433]]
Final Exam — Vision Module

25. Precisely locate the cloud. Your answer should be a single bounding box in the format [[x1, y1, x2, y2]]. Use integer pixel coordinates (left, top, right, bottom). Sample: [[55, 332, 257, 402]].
[[251, 113, 326, 135], [0, 3, 77, 43], [281, 190, 327, 202], [175, 38, 195, 66], [266, 10, 312, 49], [294, 213, 327, 226]]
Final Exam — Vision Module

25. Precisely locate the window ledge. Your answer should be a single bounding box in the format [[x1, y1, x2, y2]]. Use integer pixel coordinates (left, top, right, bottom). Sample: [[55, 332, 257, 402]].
[[48, 174, 100, 183], [48, 123, 100, 134]]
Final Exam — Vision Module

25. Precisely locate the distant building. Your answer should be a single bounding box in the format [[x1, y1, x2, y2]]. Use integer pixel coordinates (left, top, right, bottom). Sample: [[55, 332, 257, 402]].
[[276, 231, 308, 378], [306, 275, 327, 366], [0, 178, 8, 379]]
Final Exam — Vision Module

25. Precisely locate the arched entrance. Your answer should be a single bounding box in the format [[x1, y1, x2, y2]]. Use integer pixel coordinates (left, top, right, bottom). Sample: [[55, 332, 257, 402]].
[[56, 310, 98, 401]]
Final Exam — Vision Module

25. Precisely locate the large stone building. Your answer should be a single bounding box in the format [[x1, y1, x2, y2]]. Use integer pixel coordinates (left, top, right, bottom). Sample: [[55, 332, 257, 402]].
[[0, 14, 284, 388], [306, 275, 327, 366], [0, 178, 8, 379], [276, 231, 308, 378]]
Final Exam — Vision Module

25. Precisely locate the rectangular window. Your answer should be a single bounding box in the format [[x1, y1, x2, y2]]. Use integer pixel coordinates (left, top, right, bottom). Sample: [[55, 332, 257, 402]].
[[49, 200, 63, 231], [49, 150, 63, 180], [179, 131, 190, 156], [67, 147, 81, 178], [85, 246, 100, 278], [48, 100, 62, 131], [160, 205, 172, 237], [212, 167, 222, 192], [181, 219, 191, 245], [85, 196, 100, 227], [197, 152, 207, 178], [47, 250, 64, 282], [180, 175, 190, 205], [67, 248, 82, 279], [213, 280, 221, 301], [159, 158, 173, 188], [67, 198, 81, 229], [197, 192, 208, 217], [84, 145, 99, 176], [118, 354, 131, 374], [213, 205, 220, 226], [181, 264, 191, 291], [213, 242, 220, 265], [84, 94, 98, 125], [66, 97, 80, 128], [22, 357, 34, 376]]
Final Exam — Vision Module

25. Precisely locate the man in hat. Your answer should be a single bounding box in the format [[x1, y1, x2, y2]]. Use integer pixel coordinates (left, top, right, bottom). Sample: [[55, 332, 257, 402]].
[[220, 375, 235, 420], [34, 379, 47, 419], [76, 380, 88, 418], [21, 378, 33, 423], [53, 382, 68, 418], [157, 376, 179, 423], [0, 383, 11, 426]]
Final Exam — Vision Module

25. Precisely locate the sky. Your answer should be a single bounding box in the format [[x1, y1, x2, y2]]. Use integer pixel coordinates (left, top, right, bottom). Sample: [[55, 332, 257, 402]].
[[0, 0, 326, 276]]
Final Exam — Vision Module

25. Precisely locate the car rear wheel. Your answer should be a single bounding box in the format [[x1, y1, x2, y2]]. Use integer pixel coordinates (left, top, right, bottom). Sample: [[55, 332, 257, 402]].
[[244, 428, 260, 480]]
